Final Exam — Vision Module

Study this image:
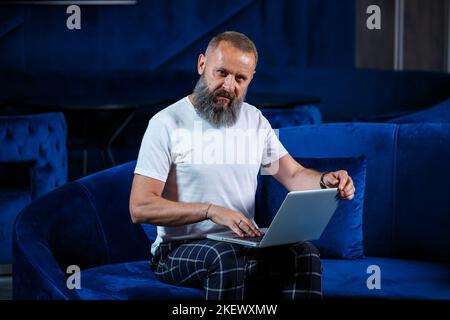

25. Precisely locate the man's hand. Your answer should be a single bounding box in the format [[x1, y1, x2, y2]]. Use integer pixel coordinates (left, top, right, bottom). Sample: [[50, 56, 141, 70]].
[[323, 170, 355, 200], [208, 205, 262, 238]]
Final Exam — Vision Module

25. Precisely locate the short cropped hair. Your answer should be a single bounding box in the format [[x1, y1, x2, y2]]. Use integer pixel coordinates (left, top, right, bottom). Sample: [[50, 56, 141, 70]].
[[206, 31, 258, 66]]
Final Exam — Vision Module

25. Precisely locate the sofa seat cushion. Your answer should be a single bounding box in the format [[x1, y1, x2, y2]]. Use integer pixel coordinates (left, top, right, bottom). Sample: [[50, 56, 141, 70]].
[[322, 257, 450, 300], [78, 261, 203, 300]]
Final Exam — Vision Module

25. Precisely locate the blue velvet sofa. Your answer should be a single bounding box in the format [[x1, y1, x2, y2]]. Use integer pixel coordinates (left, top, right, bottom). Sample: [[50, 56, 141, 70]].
[[13, 122, 450, 300], [387, 98, 450, 124], [0, 112, 67, 265]]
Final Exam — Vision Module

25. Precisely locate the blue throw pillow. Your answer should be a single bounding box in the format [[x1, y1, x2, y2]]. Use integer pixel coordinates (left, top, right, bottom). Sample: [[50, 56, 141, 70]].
[[255, 156, 366, 259]]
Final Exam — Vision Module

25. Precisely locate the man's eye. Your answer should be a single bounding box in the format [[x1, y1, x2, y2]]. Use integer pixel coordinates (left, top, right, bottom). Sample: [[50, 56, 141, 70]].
[[218, 70, 227, 76]]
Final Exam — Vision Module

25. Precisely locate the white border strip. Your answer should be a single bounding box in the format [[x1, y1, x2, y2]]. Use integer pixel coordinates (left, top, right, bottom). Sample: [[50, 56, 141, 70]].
[[0, 1, 137, 4], [394, 0, 404, 70]]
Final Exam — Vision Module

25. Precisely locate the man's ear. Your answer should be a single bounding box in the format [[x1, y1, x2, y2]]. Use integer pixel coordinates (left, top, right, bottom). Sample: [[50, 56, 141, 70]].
[[197, 54, 206, 75]]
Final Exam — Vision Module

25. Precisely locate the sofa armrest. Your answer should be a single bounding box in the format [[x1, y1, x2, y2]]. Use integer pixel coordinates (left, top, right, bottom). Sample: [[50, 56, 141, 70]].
[[13, 182, 111, 299], [13, 231, 81, 300]]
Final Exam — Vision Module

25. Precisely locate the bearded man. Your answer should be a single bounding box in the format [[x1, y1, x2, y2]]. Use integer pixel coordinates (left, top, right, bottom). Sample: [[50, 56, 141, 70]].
[[129, 31, 355, 300]]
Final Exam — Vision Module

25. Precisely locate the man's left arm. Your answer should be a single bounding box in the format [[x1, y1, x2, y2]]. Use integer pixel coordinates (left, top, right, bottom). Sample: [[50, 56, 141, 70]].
[[263, 154, 355, 200]]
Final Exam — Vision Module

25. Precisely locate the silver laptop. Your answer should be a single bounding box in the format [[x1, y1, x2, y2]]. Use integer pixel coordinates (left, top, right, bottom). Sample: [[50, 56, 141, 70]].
[[206, 188, 339, 248]]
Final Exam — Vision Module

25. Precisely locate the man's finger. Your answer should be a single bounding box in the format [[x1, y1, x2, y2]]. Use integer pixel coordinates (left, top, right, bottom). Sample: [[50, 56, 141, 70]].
[[339, 187, 352, 198], [343, 191, 354, 200], [342, 186, 355, 199], [345, 185, 355, 195], [239, 217, 262, 237], [344, 193, 354, 200], [246, 219, 262, 236], [231, 223, 244, 238], [338, 172, 348, 190], [248, 224, 261, 237], [241, 220, 258, 237], [345, 176, 354, 187], [344, 177, 355, 194], [328, 172, 340, 185], [236, 219, 251, 236]]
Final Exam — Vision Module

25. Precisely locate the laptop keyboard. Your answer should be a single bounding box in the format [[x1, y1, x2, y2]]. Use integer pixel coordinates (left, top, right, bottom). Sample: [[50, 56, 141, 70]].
[[231, 234, 265, 242]]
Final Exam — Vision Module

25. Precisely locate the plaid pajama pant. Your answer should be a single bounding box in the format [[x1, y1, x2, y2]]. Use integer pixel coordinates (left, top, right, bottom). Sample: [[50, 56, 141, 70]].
[[151, 239, 323, 300]]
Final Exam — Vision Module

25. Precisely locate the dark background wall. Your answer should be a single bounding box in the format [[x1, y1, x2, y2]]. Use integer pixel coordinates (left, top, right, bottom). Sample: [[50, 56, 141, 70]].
[[1, 0, 449, 108], [0, 0, 355, 107]]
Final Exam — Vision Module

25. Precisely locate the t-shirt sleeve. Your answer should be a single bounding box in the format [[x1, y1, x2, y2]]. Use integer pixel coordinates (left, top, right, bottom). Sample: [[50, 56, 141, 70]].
[[134, 117, 172, 182], [260, 114, 289, 166]]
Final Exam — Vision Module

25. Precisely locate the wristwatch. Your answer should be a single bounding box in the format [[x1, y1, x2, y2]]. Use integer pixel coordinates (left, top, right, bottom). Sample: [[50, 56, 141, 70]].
[[320, 172, 328, 189]]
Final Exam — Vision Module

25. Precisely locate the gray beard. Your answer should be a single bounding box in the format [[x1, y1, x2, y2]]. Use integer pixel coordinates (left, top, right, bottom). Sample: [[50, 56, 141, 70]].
[[191, 74, 246, 128]]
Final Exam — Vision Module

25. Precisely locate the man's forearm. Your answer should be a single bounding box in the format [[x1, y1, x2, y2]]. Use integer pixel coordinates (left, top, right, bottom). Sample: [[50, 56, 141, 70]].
[[286, 167, 322, 191], [130, 196, 210, 226]]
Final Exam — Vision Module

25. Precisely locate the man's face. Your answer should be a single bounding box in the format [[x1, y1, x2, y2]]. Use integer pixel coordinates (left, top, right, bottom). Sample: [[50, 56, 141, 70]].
[[191, 41, 256, 127], [200, 41, 256, 106]]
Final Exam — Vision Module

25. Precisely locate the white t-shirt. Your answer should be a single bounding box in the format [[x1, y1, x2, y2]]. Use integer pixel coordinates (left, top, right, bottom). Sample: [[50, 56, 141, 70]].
[[134, 96, 288, 255]]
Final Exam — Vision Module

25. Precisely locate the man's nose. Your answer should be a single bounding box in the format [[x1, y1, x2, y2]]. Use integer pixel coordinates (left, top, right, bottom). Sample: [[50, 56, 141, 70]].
[[222, 74, 236, 92]]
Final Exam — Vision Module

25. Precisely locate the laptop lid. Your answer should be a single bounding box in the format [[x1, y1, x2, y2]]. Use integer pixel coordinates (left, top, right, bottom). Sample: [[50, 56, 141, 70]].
[[207, 188, 339, 248], [258, 188, 339, 247]]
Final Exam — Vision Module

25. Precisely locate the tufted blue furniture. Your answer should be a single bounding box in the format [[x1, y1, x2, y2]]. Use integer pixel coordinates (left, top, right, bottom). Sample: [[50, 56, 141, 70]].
[[12, 122, 450, 300], [260, 105, 322, 128], [0, 112, 67, 264]]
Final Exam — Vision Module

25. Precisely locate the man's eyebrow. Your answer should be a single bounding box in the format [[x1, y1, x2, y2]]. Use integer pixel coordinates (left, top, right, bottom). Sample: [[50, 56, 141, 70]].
[[216, 67, 229, 73], [216, 67, 248, 80]]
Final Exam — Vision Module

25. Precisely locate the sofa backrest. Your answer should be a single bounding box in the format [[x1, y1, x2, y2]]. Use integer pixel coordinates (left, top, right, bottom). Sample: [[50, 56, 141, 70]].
[[388, 97, 450, 124], [392, 124, 450, 262], [276, 123, 398, 258], [271, 123, 450, 262], [27, 122, 448, 266], [260, 105, 322, 129]]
